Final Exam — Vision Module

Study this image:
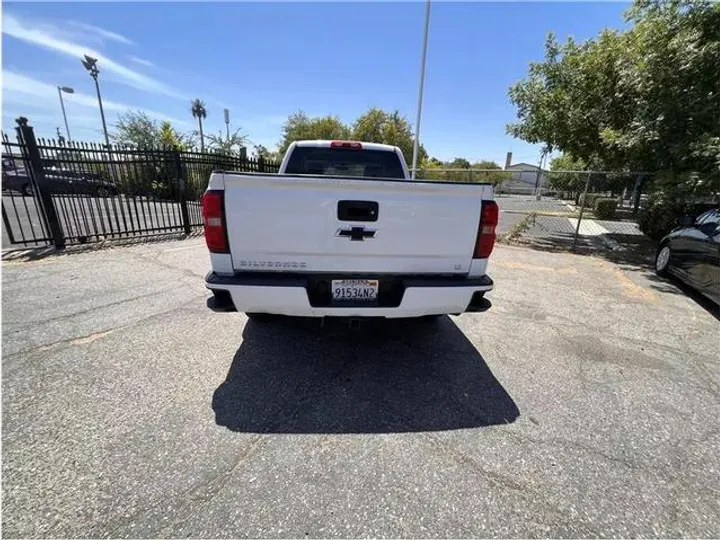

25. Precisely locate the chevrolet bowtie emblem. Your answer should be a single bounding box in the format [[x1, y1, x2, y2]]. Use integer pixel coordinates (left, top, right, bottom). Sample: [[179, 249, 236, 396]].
[[336, 226, 376, 241]]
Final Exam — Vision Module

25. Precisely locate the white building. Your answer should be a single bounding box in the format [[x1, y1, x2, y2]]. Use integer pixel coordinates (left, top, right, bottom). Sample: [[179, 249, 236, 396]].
[[498, 163, 547, 194]]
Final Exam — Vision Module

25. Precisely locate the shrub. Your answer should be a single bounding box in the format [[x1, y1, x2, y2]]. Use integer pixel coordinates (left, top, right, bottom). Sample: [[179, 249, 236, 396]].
[[578, 192, 603, 208], [594, 198, 618, 219], [638, 192, 718, 241]]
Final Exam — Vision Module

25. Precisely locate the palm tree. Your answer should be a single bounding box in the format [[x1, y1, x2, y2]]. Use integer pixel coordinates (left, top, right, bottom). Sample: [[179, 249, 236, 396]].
[[190, 99, 207, 152]]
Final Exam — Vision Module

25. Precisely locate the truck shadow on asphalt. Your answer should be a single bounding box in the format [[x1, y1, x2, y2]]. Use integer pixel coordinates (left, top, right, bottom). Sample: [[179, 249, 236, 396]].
[[212, 315, 519, 433]]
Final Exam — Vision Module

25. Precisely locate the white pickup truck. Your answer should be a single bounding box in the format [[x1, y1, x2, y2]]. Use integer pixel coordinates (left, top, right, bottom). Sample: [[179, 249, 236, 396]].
[[202, 140, 498, 321]]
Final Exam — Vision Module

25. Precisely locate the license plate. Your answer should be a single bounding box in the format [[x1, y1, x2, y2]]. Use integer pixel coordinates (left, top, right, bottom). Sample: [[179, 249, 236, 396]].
[[331, 279, 378, 302]]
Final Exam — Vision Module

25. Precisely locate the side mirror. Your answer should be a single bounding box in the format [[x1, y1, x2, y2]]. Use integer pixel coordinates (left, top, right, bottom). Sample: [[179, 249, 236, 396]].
[[676, 216, 695, 227]]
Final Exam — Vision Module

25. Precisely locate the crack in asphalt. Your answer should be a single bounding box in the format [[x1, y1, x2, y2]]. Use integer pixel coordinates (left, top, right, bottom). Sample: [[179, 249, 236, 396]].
[[418, 430, 604, 537], [2, 291, 207, 365]]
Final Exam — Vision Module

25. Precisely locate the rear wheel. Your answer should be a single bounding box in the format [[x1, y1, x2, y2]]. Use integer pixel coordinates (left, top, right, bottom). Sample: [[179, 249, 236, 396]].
[[96, 186, 111, 198], [655, 243, 671, 277], [21, 183, 33, 197]]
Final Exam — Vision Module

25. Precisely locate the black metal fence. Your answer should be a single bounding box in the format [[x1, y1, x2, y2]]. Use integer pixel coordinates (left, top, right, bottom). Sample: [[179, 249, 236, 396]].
[[1, 118, 279, 249]]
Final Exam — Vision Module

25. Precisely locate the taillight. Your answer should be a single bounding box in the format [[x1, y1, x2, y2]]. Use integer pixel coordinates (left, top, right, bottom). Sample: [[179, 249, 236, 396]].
[[202, 190, 228, 253], [473, 200, 499, 259], [330, 141, 362, 149]]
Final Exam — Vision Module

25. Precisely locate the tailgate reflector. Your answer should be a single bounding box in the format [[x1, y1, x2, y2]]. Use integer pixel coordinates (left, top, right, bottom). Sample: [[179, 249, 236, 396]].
[[473, 200, 499, 259], [202, 190, 229, 253]]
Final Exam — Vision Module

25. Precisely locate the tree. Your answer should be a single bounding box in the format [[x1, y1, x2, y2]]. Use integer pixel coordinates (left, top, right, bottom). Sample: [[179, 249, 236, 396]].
[[419, 157, 508, 184], [421, 159, 447, 180], [253, 144, 281, 162], [278, 111, 350, 155], [507, 0, 720, 188], [472, 160, 510, 187], [547, 153, 587, 194], [351, 107, 427, 167], [158, 121, 189, 150], [112, 111, 158, 148], [439, 157, 472, 182], [190, 99, 207, 152], [205, 128, 249, 155], [276, 108, 428, 166]]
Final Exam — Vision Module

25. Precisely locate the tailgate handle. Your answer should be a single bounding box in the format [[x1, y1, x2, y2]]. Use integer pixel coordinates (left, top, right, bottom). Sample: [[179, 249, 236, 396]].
[[337, 200, 378, 222]]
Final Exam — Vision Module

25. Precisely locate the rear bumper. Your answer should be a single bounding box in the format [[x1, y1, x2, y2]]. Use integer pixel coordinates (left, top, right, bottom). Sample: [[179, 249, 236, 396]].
[[205, 271, 493, 318]]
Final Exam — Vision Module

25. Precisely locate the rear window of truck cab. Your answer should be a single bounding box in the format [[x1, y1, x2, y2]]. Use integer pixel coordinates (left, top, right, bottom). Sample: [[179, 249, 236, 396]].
[[284, 147, 405, 179]]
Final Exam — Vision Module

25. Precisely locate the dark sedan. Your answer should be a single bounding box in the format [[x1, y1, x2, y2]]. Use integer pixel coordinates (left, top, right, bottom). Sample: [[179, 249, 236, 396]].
[[655, 208, 720, 305], [2, 161, 117, 198]]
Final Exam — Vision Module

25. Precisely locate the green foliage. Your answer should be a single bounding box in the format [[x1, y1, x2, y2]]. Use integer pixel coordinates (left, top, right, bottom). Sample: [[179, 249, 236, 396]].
[[471, 160, 511, 187], [205, 128, 249, 155], [594, 198, 618, 219], [112, 111, 158, 148], [278, 111, 350, 155], [190, 99, 207, 151], [112, 112, 191, 150], [190, 99, 207, 120], [158, 121, 188, 150], [638, 170, 720, 239], [507, 1, 720, 182], [638, 191, 718, 241], [420, 159, 508, 185], [276, 108, 427, 165], [547, 154, 587, 193], [253, 144, 281, 161], [578, 192, 603, 208], [352, 108, 428, 167]]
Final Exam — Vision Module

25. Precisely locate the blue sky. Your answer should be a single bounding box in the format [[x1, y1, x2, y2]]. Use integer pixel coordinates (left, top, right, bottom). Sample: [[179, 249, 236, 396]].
[[2, 2, 629, 164]]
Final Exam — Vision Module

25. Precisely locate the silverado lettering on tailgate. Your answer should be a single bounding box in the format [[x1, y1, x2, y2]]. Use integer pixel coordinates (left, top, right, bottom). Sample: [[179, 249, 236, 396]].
[[238, 260, 307, 269]]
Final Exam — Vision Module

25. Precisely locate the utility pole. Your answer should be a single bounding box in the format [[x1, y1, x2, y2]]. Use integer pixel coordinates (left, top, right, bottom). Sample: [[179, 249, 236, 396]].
[[534, 148, 547, 198], [411, 0, 431, 180], [224, 108, 230, 142]]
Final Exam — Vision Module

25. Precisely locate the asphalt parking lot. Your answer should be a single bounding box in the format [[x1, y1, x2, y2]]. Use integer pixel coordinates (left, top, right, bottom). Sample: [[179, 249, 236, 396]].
[[2, 239, 719, 537]]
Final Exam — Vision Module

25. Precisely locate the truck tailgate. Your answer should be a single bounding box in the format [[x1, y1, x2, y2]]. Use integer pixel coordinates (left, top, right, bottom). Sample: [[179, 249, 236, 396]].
[[221, 173, 491, 274]]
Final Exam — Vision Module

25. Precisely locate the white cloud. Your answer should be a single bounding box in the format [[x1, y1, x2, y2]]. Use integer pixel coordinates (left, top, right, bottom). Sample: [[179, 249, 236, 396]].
[[2, 71, 192, 128], [67, 21, 134, 46], [2, 14, 185, 99], [130, 56, 154, 68]]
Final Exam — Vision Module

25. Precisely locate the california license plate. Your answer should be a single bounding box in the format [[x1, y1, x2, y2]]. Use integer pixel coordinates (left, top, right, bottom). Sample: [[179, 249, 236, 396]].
[[331, 279, 378, 302]]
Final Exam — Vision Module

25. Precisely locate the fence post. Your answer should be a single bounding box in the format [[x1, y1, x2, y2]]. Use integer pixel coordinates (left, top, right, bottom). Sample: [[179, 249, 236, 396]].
[[16, 117, 65, 249], [571, 171, 592, 251], [258, 156, 265, 174], [173, 149, 191, 235], [632, 174, 645, 215]]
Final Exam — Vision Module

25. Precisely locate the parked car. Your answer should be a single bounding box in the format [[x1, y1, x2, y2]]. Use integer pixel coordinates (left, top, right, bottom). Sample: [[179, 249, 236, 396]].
[[202, 139, 498, 321], [2, 162, 117, 197], [655, 208, 720, 305]]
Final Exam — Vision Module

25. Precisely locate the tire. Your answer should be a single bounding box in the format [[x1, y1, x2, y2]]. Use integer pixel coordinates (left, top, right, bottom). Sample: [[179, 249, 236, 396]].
[[96, 186, 111, 198], [655, 243, 671, 277], [246, 312, 277, 323], [21, 183, 33, 197]]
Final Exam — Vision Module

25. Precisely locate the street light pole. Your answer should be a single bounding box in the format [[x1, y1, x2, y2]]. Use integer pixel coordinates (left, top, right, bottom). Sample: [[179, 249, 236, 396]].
[[81, 55, 110, 149], [93, 77, 111, 149], [410, 0, 431, 180], [57, 85, 74, 141]]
